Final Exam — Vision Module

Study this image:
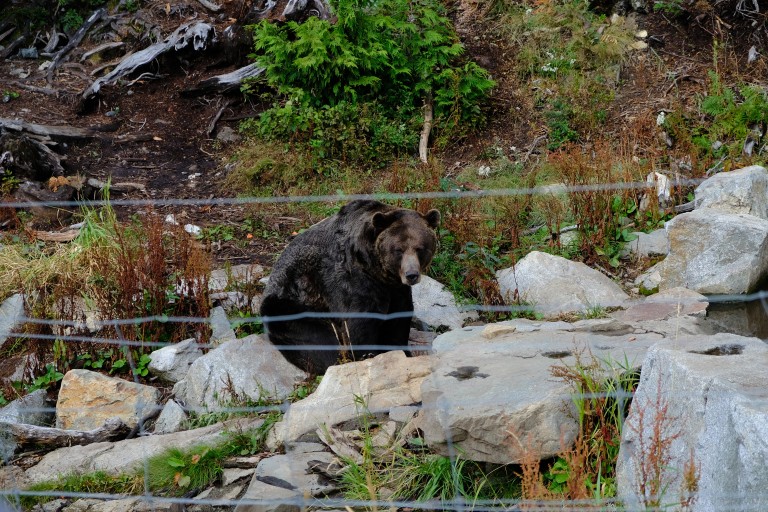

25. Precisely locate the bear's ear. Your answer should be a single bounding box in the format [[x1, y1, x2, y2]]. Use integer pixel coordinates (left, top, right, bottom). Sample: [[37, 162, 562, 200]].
[[372, 211, 399, 233], [423, 209, 441, 229]]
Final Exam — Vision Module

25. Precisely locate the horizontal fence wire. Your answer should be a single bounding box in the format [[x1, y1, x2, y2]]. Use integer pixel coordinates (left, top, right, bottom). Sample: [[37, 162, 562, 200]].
[[1, 181, 766, 511]]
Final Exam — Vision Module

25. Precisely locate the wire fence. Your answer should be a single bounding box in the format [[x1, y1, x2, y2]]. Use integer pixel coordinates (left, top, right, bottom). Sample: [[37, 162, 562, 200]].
[[1, 181, 767, 511]]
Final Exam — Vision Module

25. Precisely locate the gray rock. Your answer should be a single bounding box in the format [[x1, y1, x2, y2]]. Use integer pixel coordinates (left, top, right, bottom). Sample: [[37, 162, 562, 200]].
[[619, 229, 669, 259], [695, 165, 768, 220], [24, 418, 262, 485], [272, 351, 431, 446], [153, 400, 187, 434], [611, 287, 708, 323], [411, 275, 477, 330], [0, 294, 24, 351], [55, 370, 160, 431], [0, 389, 53, 425], [61, 498, 171, 512], [235, 445, 335, 512], [216, 126, 242, 144], [222, 467, 255, 486], [0, 390, 54, 463], [421, 321, 665, 464], [616, 334, 768, 511], [173, 334, 307, 412], [496, 251, 629, 317], [659, 208, 768, 294], [209, 265, 265, 293], [148, 338, 203, 383], [233, 477, 301, 512], [210, 306, 236, 346], [634, 263, 662, 293]]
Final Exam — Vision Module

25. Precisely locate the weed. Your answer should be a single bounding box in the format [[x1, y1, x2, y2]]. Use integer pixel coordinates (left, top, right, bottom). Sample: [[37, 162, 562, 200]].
[[532, 348, 641, 500], [22, 471, 144, 508], [28, 363, 64, 392]]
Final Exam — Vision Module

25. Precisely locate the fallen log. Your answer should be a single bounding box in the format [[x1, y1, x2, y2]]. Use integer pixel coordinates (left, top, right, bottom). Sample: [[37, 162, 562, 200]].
[[0, 417, 131, 450], [0, 133, 65, 180], [0, 34, 26, 60], [47, 8, 108, 82], [0, 118, 102, 143], [81, 21, 215, 102], [183, 62, 265, 96]]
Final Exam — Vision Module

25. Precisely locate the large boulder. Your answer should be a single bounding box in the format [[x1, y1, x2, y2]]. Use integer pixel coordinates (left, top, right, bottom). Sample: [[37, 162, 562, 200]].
[[412, 275, 477, 330], [617, 334, 768, 511], [272, 351, 431, 445], [496, 251, 629, 317], [172, 334, 307, 411], [695, 165, 768, 219], [420, 319, 664, 464], [659, 208, 768, 294], [56, 370, 160, 431]]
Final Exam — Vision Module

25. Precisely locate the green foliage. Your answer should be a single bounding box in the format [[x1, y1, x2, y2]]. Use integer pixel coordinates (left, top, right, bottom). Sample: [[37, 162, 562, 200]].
[[23, 471, 143, 508], [29, 363, 64, 392], [544, 458, 570, 493], [148, 445, 225, 493], [545, 99, 579, 150], [246, 0, 494, 161], [550, 350, 641, 499], [696, 72, 768, 159], [60, 9, 84, 33]]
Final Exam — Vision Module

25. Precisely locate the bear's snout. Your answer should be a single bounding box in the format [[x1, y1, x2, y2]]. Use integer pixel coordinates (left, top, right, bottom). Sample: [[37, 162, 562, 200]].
[[401, 251, 422, 286]]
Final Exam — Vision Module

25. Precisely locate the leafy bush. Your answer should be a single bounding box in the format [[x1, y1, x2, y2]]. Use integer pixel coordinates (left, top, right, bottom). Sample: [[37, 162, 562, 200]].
[[246, 0, 494, 160]]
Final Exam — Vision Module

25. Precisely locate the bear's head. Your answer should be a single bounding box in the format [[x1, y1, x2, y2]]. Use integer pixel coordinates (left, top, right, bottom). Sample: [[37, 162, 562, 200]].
[[373, 208, 441, 286]]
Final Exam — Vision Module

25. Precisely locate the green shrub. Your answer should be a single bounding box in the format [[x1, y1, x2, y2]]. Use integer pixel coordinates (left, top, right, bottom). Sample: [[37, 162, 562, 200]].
[[246, 0, 494, 160]]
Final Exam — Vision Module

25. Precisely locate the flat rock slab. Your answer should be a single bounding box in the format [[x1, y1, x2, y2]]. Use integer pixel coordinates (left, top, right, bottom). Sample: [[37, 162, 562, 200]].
[[421, 319, 666, 464], [496, 251, 629, 317], [611, 287, 708, 323], [24, 418, 262, 485], [56, 370, 160, 431], [617, 334, 768, 511]]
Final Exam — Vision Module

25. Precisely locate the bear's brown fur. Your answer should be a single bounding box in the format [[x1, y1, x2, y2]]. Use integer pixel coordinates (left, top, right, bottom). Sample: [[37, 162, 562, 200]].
[[260, 200, 440, 374]]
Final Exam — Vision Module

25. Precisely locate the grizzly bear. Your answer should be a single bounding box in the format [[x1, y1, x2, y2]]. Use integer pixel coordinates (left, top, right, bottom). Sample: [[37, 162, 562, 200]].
[[260, 200, 441, 374]]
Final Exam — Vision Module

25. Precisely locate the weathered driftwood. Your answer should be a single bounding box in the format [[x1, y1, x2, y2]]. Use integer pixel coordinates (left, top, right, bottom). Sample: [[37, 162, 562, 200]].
[[282, 0, 332, 20], [207, 99, 234, 136], [10, 81, 59, 97], [86, 177, 146, 194], [1, 417, 130, 450], [0, 133, 65, 180], [41, 30, 63, 56], [419, 99, 433, 164], [81, 22, 214, 102], [80, 41, 125, 62], [0, 25, 16, 45], [0, 34, 26, 60], [183, 62, 265, 97], [47, 8, 108, 81], [0, 118, 101, 142], [197, 0, 223, 12]]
